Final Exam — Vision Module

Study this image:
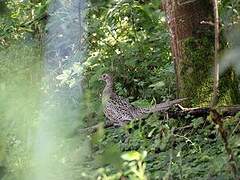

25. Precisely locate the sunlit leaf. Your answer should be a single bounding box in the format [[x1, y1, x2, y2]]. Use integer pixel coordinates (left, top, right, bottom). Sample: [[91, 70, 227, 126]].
[[121, 151, 141, 161]]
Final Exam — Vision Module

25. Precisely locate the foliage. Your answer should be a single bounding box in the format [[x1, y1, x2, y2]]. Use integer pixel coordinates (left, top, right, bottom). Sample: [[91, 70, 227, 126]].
[[97, 151, 147, 180], [68, 0, 176, 127], [219, 0, 240, 104], [0, 0, 49, 48], [0, 1, 48, 178], [91, 113, 240, 179], [0, 42, 42, 180], [64, 1, 240, 178], [0, 0, 239, 180], [85, 0, 173, 99], [179, 0, 240, 106]]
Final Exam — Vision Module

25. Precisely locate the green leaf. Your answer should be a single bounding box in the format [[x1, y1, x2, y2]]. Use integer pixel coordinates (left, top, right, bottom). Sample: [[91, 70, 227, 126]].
[[148, 128, 156, 138], [121, 151, 141, 161], [141, 151, 147, 160], [149, 81, 165, 89]]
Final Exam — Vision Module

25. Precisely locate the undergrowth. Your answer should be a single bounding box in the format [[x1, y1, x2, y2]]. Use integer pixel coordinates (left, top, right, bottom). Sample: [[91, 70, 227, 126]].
[[87, 112, 240, 179]]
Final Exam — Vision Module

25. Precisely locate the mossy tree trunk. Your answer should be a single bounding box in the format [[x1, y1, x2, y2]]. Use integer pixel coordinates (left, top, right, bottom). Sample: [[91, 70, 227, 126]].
[[163, 0, 214, 104]]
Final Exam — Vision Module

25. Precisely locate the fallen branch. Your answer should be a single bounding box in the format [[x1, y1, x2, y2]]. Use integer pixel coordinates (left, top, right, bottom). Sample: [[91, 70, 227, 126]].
[[168, 105, 240, 119]]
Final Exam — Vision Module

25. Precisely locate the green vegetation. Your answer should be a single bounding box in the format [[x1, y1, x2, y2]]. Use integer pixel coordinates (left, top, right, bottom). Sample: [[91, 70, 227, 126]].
[[0, 0, 239, 180], [93, 113, 240, 179], [0, 42, 42, 180], [181, 35, 214, 106], [0, 0, 48, 47], [81, 0, 175, 126]]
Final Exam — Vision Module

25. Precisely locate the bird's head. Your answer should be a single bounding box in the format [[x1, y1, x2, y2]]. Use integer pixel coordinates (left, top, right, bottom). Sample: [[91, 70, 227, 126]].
[[99, 73, 113, 84]]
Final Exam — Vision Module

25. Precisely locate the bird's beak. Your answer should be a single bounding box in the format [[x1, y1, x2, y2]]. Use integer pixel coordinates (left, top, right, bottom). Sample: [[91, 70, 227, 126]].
[[99, 77, 103, 81]]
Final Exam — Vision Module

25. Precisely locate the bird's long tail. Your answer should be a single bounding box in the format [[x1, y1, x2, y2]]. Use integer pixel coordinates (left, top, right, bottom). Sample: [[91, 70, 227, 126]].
[[149, 98, 187, 113]]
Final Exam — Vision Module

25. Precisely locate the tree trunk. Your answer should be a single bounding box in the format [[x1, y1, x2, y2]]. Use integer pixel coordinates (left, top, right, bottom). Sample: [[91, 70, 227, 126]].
[[163, 0, 214, 103], [211, 0, 220, 107]]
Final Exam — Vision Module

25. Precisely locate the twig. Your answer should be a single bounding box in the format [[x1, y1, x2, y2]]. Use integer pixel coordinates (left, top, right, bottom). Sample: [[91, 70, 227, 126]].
[[230, 117, 240, 137], [200, 20, 215, 26], [174, 124, 193, 132]]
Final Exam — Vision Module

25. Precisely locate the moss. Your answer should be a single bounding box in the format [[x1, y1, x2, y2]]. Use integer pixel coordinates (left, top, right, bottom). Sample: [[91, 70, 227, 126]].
[[181, 33, 214, 106], [180, 32, 240, 106]]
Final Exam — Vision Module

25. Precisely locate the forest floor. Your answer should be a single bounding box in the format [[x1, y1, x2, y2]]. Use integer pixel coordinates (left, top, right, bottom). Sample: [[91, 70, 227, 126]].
[[88, 111, 240, 179]]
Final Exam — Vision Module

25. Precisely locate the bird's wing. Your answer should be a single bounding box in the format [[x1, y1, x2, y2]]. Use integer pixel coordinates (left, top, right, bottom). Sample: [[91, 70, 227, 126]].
[[111, 94, 149, 119], [104, 98, 133, 124], [111, 93, 131, 106]]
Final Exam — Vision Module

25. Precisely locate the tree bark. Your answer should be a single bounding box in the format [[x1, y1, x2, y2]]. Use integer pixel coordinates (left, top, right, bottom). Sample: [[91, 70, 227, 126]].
[[211, 0, 220, 107], [163, 0, 213, 100]]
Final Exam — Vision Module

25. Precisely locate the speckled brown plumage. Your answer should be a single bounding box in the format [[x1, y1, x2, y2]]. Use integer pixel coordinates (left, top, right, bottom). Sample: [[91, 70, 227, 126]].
[[100, 73, 185, 126]]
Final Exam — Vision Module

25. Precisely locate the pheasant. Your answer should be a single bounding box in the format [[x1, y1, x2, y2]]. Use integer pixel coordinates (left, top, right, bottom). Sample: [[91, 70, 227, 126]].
[[100, 73, 186, 126]]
